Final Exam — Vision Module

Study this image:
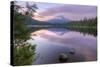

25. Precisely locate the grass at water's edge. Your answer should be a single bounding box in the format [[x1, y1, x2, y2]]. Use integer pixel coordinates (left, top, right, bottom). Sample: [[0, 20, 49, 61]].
[[13, 43, 36, 66]]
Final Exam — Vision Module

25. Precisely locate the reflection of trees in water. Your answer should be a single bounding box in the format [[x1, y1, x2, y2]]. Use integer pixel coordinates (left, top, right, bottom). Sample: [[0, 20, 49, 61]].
[[67, 27, 97, 37], [29, 27, 97, 37]]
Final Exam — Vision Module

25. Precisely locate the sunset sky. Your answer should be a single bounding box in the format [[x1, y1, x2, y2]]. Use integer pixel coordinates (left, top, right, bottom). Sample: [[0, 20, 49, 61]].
[[16, 1, 97, 21]]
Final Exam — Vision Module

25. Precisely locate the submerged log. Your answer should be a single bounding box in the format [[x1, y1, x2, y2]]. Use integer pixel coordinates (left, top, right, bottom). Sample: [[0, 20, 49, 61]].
[[32, 34, 37, 36], [59, 53, 68, 62]]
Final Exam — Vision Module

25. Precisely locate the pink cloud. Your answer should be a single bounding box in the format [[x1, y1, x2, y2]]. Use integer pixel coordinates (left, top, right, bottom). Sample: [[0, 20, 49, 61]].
[[38, 5, 97, 20]]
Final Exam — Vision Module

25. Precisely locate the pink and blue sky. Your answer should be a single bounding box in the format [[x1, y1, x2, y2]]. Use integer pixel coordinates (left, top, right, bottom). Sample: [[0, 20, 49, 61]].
[[16, 2, 97, 21], [33, 2, 97, 21]]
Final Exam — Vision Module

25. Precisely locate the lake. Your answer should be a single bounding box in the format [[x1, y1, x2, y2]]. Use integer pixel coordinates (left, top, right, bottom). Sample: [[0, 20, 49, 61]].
[[27, 28, 97, 65]]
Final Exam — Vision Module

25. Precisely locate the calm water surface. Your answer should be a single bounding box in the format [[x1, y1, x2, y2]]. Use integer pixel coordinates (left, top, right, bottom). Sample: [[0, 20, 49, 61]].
[[27, 28, 97, 65]]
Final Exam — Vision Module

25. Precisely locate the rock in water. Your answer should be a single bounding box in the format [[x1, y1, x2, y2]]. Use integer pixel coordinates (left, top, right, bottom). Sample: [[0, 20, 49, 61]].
[[59, 53, 68, 62], [69, 49, 75, 55]]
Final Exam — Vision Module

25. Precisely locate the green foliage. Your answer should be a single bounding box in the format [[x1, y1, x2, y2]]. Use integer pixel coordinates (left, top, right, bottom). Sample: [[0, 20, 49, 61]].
[[13, 44, 36, 66], [13, 12, 30, 40], [67, 17, 97, 28], [13, 4, 37, 65]]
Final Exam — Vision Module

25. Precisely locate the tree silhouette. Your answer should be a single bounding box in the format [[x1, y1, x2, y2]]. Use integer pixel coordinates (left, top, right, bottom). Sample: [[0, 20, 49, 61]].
[[24, 2, 38, 16], [11, 1, 37, 65], [13, 1, 38, 17]]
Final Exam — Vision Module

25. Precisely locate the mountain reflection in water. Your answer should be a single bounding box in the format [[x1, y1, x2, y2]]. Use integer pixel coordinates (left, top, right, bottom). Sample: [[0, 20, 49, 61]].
[[28, 28, 97, 65]]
